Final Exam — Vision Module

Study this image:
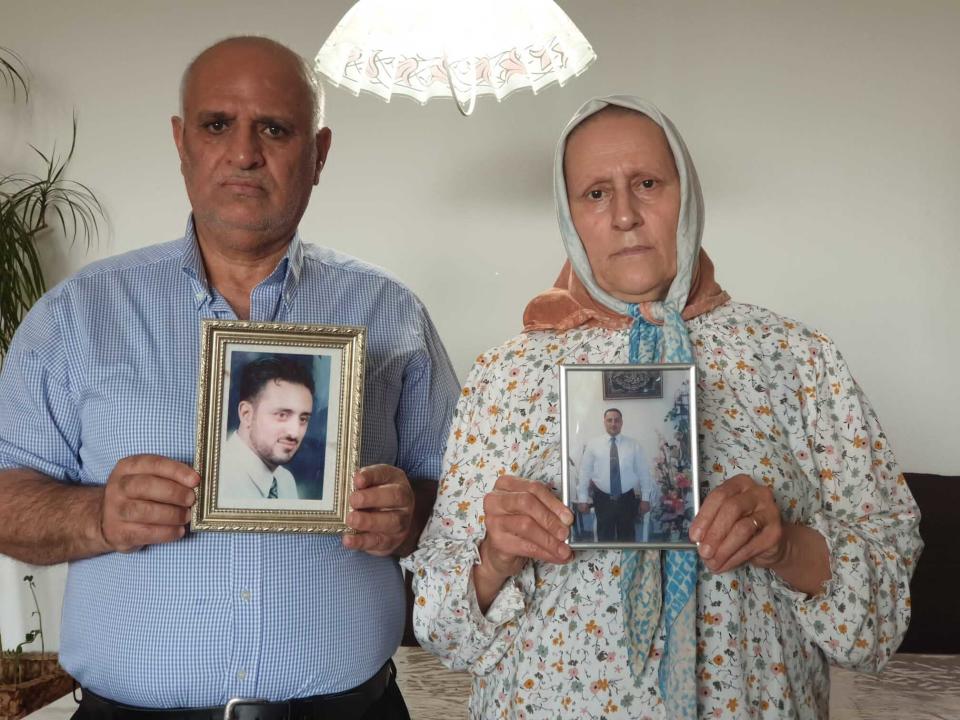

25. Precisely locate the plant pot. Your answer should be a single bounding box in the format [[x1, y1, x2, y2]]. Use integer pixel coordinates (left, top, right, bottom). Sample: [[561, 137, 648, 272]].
[[0, 653, 73, 720]]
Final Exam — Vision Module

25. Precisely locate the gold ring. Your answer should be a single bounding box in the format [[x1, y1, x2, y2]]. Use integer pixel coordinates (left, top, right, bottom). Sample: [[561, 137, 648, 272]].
[[750, 516, 762, 533]]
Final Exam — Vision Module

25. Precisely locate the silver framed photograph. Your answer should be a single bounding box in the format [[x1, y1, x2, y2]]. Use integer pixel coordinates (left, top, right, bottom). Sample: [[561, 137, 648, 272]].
[[560, 363, 699, 549], [192, 320, 364, 533]]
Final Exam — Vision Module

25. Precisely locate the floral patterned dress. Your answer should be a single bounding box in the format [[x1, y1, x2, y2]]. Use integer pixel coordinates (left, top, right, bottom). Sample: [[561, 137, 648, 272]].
[[403, 301, 921, 720]]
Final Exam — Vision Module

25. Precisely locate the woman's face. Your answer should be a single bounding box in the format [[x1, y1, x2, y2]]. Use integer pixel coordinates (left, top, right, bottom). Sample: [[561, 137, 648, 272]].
[[564, 110, 681, 304]]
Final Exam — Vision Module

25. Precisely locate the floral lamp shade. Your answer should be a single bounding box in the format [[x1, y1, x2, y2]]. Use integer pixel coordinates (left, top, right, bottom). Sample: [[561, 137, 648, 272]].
[[314, 0, 597, 116]]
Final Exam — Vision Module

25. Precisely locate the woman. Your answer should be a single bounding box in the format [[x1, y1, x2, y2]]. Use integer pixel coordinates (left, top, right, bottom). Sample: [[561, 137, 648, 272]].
[[403, 96, 920, 719]]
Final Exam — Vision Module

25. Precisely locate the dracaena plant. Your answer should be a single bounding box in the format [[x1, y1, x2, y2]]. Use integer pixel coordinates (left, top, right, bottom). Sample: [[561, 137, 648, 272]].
[[0, 575, 45, 684], [0, 47, 103, 356]]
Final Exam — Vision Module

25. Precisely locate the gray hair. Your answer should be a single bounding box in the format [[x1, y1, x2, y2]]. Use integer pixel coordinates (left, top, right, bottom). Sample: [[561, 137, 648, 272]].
[[178, 36, 326, 131]]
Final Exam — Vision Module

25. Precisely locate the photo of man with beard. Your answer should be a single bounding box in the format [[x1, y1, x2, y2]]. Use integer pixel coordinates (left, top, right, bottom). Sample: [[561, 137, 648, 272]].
[[219, 354, 321, 502]]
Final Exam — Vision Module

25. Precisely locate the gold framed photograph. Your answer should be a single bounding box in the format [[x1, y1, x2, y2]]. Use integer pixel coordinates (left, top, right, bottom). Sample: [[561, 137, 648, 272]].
[[192, 320, 364, 533], [560, 363, 699, 549]]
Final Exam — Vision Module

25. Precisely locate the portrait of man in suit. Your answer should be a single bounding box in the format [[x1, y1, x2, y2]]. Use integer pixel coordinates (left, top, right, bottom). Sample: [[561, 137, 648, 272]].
[[576, 408, 655, 542]]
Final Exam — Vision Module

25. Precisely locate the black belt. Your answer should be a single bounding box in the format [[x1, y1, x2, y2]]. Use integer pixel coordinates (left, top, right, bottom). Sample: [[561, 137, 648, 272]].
[[595, 488, 636, 501], [77, 661, 394, 720]]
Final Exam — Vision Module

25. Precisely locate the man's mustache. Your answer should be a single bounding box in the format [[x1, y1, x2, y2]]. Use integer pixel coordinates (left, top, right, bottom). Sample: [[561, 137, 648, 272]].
[[219, 174, 269, 190]]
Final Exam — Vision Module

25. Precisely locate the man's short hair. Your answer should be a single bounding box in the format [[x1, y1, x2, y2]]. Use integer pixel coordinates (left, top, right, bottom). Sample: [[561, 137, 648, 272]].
[[179, 36, 326, 131], [604, 408, 623, 419], [237, 356, 315, 404]]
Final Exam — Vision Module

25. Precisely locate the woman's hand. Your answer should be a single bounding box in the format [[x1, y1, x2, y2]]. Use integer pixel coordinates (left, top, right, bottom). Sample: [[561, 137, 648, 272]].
[[688, 474, 785, 574], [689, 473, 832, 596], [473, 475, 574, 611]]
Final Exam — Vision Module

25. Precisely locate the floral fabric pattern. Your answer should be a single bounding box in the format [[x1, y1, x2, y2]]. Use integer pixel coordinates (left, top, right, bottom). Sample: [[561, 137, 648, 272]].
[[403, 301, 921, 720]]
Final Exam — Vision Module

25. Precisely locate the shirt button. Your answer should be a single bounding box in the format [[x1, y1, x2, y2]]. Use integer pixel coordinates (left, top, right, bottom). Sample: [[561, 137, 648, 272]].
[[237, 669, 247, 681], [240, 590, 251, 602]]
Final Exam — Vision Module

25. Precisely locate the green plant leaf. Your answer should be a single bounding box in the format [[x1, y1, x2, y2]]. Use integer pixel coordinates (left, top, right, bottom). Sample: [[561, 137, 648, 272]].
[[1, 111, 104, 355], [0, 46, 29, 102]]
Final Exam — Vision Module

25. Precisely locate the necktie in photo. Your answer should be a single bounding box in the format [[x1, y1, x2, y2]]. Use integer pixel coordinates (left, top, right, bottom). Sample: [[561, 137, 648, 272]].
[[609, 437, 622, 498], [268, 476, 279, 499]]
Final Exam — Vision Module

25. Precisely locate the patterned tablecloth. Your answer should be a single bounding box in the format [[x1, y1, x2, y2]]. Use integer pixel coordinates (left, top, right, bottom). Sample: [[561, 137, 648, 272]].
[[830, 654, 960, 720]]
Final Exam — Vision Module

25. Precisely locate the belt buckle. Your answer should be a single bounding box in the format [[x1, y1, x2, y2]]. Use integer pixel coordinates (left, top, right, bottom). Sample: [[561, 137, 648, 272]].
[[224, 697, 269, 720]]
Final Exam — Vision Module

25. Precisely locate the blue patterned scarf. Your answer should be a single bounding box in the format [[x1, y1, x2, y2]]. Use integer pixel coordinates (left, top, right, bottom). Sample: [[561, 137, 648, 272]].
[[622, 303, 698, 717]]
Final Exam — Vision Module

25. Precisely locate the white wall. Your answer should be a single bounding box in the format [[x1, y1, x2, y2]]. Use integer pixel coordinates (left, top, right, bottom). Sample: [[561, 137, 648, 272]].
[[2, 0, 958, 648]]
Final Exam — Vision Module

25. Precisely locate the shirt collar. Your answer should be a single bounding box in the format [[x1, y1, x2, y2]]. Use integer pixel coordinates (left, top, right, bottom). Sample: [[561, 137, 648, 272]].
[[179, 215, 305, 310], [180, 218, 209, 307]]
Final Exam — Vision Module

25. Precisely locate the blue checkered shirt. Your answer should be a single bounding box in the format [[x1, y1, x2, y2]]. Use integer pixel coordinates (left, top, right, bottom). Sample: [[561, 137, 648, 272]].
[[0, 220, 458, 707]]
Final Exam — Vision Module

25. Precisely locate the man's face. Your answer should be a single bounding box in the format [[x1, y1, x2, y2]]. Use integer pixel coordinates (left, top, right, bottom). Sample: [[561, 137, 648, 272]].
[[239, 379, 313, 468], [172, 41, 331, 249], [604, 411, 623, 436], [564, 111, 681, 304]]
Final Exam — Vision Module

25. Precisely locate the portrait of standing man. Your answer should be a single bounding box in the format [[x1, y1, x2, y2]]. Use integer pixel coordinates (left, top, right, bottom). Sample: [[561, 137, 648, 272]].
[[577, 408, 655, 542]]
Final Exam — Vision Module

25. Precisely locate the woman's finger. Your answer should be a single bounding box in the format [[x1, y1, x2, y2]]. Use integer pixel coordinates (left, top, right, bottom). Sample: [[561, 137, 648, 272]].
[[714, 523, 783, 574], [485, 519, 572, 564], [697, 490, 757, 559], [494, 475, 573, 525], [487, 490, 570, 541], [689, 474, 753, 543], [703, 515, 763, 571]]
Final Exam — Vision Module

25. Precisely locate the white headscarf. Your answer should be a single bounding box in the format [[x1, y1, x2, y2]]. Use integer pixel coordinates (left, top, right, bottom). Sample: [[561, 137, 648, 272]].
[[554, 95, 705, 323]]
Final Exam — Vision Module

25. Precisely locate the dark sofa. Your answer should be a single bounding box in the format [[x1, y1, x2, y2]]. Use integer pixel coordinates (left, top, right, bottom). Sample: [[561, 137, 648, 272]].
[[402, 472, 958, 652], [898, 472, 959, 653]]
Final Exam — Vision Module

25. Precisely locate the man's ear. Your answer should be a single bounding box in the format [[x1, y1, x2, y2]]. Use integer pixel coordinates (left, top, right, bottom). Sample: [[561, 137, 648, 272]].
[[171, 116, 186, 165], [314, 127, 332, 185], [238, 400, 253, 428]]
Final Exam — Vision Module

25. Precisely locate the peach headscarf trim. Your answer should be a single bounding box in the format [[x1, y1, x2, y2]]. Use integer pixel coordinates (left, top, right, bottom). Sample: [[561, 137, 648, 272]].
[[523, 249, 728, 332], [522, 94, 729, 332]]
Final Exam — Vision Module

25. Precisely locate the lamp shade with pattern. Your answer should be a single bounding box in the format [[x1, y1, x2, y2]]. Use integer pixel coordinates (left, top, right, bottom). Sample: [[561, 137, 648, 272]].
[[314, 0, 596, 116]]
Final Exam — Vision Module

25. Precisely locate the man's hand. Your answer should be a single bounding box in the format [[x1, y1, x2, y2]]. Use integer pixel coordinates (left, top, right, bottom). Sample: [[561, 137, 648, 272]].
[[100, 455, 200, 553], [343, 464, 414, 557], [688, 473, 784, 574], [576, 502, 591, 514], [638, 500, 651, 515]]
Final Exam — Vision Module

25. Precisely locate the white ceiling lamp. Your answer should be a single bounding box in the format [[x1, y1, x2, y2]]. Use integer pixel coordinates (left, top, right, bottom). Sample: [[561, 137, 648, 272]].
[[314, 0, 596, 117]]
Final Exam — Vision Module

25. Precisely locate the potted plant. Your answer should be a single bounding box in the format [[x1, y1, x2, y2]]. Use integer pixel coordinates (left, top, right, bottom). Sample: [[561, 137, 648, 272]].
[[0, 46, 103, 356], [1, 44, 100, 718], [651, 386, 696, 540], [0, 576, 73, 720]]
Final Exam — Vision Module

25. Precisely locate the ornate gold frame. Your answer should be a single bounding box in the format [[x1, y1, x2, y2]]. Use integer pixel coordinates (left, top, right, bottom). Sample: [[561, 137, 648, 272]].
[[191, 320, 364, 533]]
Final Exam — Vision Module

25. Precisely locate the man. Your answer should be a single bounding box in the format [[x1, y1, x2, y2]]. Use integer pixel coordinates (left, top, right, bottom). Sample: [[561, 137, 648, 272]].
[[220, 356, 316, 502], [0, 36, 458, 718], [576, 408, 655, 542]]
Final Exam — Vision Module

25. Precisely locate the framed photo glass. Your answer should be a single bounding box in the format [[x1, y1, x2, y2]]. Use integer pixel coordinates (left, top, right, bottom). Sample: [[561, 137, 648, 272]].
[[560, 363, 699, 549], [192, 320, 364, 533]]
